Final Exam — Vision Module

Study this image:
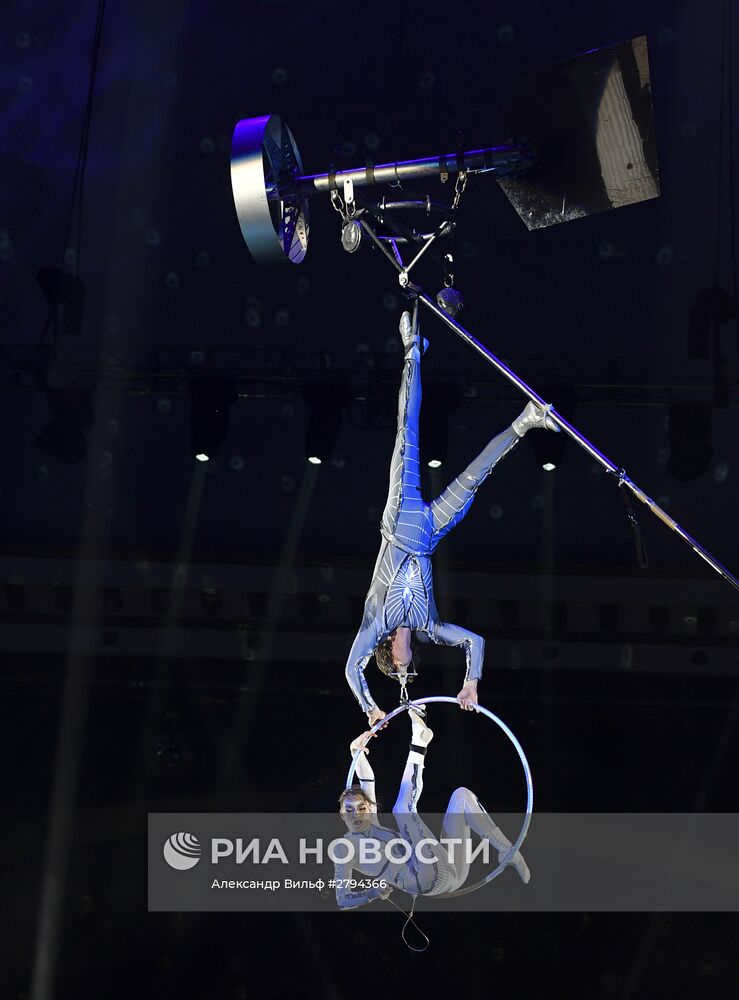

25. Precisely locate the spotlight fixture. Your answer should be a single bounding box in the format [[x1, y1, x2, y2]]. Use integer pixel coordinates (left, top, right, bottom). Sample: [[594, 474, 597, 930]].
[[527, 440, 565, 471], [5, 584, 27, 611], [687, 285, 737, 359], [188, 379, 237, 462], [598, 603, 619, 632], [302, 381, 348, 465], [37, 387, 94, 464], [648, 605, 669, 633], [341, 219, 363, 254], [151, 589, 170, 615], [498, 600, 519, 627], [421, 384, 460, 468], [102, 587, 122, 613], [201, 588, 222, 617], [53, 584, 75, 613], [696, 607, 717, 636], [687, 286, 735, 407], [300, 593, 320, 621], [667, 402, 713, 482], [36, 268, 86, 337]]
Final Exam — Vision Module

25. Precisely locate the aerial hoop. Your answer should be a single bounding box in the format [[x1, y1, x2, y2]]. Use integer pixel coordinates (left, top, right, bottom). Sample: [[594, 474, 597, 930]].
[[345, 696, 533, 899]]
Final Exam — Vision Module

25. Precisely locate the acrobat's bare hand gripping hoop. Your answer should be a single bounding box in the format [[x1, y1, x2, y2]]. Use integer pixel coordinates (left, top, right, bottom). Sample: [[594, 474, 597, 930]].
[[230, 37, 739, 593]]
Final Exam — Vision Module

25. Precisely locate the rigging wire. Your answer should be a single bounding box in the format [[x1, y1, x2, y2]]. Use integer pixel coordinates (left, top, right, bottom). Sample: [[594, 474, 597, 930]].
[[61, 0, 107, 277]]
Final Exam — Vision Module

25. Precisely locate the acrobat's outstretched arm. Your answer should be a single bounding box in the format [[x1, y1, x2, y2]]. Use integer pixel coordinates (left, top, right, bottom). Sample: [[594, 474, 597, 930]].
[[336, 735, 391, 910], [345, 619, 386, 724], [427, 619, 483, 710]]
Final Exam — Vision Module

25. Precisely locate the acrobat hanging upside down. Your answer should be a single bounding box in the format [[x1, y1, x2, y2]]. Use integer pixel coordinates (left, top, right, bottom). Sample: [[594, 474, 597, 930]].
[[345, 309, 559, 726]]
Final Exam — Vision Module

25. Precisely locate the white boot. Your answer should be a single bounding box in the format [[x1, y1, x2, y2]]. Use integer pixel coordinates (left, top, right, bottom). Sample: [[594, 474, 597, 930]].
[[512, 399, 560, 437], [409, 706, 433, 747], [399, 311, 429, 358]]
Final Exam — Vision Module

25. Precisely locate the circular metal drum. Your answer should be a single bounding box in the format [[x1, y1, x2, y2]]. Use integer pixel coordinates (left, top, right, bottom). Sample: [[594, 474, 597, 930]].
[[230, 115, 309, 265]]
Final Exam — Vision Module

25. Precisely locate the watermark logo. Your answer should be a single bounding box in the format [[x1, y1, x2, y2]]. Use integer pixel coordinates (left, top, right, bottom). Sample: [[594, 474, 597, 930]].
[[163, 832, 201, 870]]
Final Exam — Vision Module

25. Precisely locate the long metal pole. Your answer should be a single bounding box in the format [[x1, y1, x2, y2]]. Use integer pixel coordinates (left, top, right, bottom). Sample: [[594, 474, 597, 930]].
[[289, 143, 531, 196], [356, 214, 739, 593], [419, 292, 739, 593]]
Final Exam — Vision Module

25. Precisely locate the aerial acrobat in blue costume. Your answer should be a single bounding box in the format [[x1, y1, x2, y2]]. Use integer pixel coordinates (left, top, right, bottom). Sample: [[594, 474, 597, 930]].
[[345, 309, 558, 726]]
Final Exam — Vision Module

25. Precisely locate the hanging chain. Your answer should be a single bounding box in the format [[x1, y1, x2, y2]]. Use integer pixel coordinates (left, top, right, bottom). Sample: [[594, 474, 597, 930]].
[[330, 189, 345, 215], [442, 169, 468, 288], [443, 252, 455, 288], [451, 169, 467, 211], [398, 673, 410, 706]]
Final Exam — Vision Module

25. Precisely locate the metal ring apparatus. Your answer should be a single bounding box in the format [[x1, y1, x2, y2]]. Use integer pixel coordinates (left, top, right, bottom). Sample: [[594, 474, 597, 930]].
[[345, 696, 533, 898]]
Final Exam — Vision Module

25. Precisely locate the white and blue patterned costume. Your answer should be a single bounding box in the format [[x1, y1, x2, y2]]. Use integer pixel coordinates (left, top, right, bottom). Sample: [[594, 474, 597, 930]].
[[335, 719, 530, 908], [345, 321, 523, 714]]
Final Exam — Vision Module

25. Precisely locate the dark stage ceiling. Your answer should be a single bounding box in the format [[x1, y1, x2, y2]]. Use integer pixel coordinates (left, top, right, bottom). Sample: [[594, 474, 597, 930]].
[[1, 1, 739, 998]]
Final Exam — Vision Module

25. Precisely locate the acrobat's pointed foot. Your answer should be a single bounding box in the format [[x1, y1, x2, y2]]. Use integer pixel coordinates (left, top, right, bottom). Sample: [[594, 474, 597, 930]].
[[409, 705, 433, 746], [512, 400, 560, 437], [399, 311, 429, 358], [500, 846, 531, 884]]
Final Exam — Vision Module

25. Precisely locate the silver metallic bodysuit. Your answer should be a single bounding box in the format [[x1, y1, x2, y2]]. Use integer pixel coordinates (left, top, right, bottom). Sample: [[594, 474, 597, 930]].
[[345, 338, 522, 713], [335, 727, 530, 908]]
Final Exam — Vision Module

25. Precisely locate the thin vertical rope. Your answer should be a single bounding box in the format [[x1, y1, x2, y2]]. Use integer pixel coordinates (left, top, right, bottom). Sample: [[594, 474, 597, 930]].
[[61, 0, 107, 276], [726, 0, 737, 306], [714, 0, 727, 285]]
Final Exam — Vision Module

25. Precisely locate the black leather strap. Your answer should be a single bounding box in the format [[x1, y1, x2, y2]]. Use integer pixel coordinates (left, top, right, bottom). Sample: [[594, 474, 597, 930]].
[[618, 477, 649, 569]]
